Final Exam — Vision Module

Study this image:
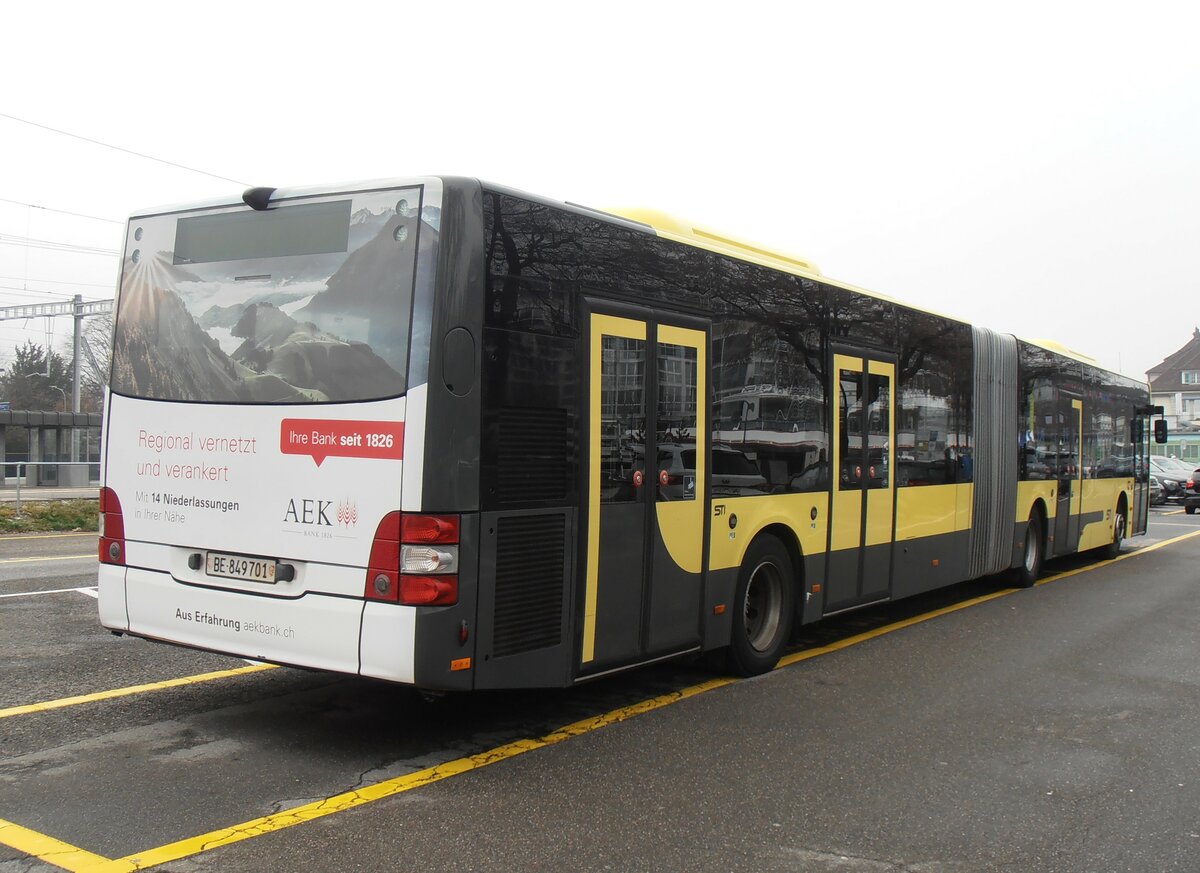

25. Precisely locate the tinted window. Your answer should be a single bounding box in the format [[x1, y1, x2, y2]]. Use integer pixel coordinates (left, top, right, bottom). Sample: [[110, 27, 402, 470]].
[[712, 311, 828, 493], [895, 308, 973, 486], [112, 187, 430, 403], [713, 449, 760, 476]]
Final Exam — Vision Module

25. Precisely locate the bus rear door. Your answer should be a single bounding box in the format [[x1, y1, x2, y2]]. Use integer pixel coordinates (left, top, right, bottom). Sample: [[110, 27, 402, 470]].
[[581, 308, 708, 674], [825, 352, 896, 612]]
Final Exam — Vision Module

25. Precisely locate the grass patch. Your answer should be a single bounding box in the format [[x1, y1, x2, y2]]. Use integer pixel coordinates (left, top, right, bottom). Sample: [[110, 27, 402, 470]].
[[0, 499, 99, 533]]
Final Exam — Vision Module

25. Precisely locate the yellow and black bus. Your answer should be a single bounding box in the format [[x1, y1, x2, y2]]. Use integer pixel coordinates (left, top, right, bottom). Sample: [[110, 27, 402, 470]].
[[100, 177, 1163, 691]]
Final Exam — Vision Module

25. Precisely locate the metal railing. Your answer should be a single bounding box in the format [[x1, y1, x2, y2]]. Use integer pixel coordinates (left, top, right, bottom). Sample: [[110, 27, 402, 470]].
[[2, 462, 100, 512]]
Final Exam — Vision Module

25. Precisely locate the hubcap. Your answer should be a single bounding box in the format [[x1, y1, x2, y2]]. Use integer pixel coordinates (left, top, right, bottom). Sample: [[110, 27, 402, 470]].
[[744, 561, 783, 653], [1114, 512, 1126, 547], [1024, 529, 1038, 573]]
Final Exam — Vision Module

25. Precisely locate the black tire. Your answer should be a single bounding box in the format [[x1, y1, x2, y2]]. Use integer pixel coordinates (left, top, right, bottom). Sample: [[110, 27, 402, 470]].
[[1101, 500, 1127, 560], [1187, 505, 1197, 516], [1014, 512, 1043, 588], [727, 536, 795, 676]]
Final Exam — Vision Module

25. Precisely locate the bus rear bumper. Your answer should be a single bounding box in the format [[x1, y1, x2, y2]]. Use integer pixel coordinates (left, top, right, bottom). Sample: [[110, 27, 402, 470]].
[[116, 567, 406, 678], [98, 564, 129, 631]]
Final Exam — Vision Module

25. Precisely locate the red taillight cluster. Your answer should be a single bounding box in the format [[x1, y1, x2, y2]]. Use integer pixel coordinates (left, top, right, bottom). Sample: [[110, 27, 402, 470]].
[[365, 513, 459, 606], [99, 487, 126, 565]]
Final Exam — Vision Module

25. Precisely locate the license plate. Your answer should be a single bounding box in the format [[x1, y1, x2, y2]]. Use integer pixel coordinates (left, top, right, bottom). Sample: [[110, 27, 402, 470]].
[[205, 551, 277, 584]]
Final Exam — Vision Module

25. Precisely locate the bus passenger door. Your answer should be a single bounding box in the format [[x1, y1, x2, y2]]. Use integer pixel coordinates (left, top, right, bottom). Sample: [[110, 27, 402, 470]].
[[1052, 398, 1083, 555], [825, 353, 896, 612], [1131, 407, 1152, 536], [581, 310, 707, 673]]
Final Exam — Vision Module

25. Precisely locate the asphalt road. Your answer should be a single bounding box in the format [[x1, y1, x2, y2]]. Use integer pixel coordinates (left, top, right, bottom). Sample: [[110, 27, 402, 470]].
[[2, 508, 1199, 872]]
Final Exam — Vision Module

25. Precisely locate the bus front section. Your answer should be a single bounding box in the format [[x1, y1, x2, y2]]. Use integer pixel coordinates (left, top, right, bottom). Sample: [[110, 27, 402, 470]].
[[99, 178, 477, 688]]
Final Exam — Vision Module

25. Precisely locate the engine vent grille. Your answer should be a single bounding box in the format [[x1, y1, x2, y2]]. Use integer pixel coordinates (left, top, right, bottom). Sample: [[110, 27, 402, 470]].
[[497, 407, 570, 503], [493, 514, 566, 658]]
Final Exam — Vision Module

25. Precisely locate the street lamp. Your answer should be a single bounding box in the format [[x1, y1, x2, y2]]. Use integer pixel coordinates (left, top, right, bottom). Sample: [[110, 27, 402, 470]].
[[30, 374, 68, 411]]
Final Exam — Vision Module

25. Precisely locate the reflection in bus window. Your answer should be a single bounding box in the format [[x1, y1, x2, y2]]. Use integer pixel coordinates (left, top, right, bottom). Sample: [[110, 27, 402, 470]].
[[599, 336, 646, 504], [710, 315, 828, 493]]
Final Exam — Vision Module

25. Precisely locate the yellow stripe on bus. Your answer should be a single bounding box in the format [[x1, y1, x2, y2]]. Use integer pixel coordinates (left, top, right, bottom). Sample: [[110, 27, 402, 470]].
[[0, 664, 277, 720]]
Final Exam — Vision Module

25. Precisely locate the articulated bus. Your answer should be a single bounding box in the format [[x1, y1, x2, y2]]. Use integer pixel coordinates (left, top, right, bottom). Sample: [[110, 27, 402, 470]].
[[98, 177, 1166, 689]]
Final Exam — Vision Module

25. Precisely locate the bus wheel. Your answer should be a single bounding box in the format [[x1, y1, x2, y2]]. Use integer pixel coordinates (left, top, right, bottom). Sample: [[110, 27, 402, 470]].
[[1101, 499, 1127, 560], [728, 536, 795, 676], [1014, 512, 1043, 588]]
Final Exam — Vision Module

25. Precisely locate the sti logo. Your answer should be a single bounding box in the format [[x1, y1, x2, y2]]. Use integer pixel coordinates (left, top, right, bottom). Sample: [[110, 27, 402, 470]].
[[283, 498, 333, 527]]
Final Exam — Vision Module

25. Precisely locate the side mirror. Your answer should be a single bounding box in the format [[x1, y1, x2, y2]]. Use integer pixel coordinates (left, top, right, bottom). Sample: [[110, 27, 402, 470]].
[[1154, 419, 1169, 444]]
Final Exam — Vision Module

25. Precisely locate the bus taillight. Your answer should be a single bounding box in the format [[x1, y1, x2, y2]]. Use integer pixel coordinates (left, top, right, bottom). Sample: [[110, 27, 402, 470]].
[[99, 487, 126, 565], [400, 514, 460, 544], [366, 513, 460, 605], [399, 575, 458, 605]]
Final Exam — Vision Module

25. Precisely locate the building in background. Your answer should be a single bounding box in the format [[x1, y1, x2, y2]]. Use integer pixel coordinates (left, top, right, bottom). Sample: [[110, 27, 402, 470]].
[[1147, 328, 1200, 461]]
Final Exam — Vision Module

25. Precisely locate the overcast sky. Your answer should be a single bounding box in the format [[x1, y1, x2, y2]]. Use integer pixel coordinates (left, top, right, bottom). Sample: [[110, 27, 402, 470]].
[[2, 1, 1197, 380]]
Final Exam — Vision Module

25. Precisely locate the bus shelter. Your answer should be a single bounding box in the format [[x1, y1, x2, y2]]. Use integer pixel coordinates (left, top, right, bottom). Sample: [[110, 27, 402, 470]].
[[0, 410, 102, 487]]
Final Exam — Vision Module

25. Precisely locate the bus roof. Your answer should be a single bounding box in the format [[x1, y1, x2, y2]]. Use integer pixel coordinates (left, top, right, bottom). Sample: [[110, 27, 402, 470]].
[[126, 175, 1139, 383], [601, 207, 822, 276]]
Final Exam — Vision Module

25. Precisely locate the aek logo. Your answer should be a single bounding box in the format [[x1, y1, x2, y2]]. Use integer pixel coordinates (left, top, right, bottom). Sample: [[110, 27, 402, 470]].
[[336, 499, 359, 528], [283, 498, 333, 527]]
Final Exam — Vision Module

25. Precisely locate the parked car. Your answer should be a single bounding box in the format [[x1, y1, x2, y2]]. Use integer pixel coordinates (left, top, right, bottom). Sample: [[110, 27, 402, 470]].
[[656, 443, 769, 500], [1152, 456, 1196, 477], [1150, 457, 1191, 505], [1184, 467, 1200, 515]]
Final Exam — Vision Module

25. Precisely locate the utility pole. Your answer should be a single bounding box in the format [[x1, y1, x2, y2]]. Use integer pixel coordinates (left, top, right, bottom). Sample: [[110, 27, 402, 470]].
[[73, 294, 83, 412], [0, 297, 113, 411]]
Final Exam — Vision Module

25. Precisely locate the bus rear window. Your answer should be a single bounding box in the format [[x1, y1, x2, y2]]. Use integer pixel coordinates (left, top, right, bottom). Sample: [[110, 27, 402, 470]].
[[111, 187, 435, 404], [174, 200, 352, 265]]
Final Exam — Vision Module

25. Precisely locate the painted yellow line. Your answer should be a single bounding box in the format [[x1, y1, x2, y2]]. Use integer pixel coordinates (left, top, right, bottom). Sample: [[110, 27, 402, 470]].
[[778, 530, 1200, 670], [0, 817, 112, 873], [8, 526, 1200, 871], [0, 664, 277, 721], [778, 587, 1018, 668], [89, 677, 736, 872], [0, 554, 95, 564], [1033, 528, 1200, 587]]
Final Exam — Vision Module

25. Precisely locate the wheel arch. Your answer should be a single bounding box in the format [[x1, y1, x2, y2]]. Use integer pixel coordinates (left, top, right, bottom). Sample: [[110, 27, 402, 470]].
[[1013, 497, 1049, 572], [751, 522, 805, 615]]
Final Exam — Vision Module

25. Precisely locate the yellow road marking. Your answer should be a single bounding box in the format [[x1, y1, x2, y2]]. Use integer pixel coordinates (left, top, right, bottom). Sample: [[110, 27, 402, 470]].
[[4, 527, 1199, 870], [0, 817, 111, 873], [94, 678, 736, 872], [0, 554, 95, 564], [777, 530, 1200, 668], [0, 664, 277, 721], [779, 587, 1017, 668]]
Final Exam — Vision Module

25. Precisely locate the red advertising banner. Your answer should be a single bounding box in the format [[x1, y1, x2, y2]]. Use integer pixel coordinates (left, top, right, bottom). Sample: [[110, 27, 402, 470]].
[[280, 419, 405, 466]]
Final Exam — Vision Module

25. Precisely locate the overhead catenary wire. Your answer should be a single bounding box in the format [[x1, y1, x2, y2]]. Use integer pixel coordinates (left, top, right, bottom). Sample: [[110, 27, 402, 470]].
[[0, 275, 114, 289], [0, 233, 119, 257], [0, 196, 123, 225], [0, 111, 249, 187]]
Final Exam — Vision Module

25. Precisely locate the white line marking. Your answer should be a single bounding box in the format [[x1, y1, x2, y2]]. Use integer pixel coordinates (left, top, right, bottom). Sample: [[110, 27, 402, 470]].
[[75, 587, 99, 599], [0, 586, 96, 599], [0, 554, 95, 565]]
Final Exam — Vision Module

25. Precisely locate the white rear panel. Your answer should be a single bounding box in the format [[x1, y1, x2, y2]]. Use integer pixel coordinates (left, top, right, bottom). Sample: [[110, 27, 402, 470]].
[[105, 393, 405, 569], [98, 178, 444, 680]]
